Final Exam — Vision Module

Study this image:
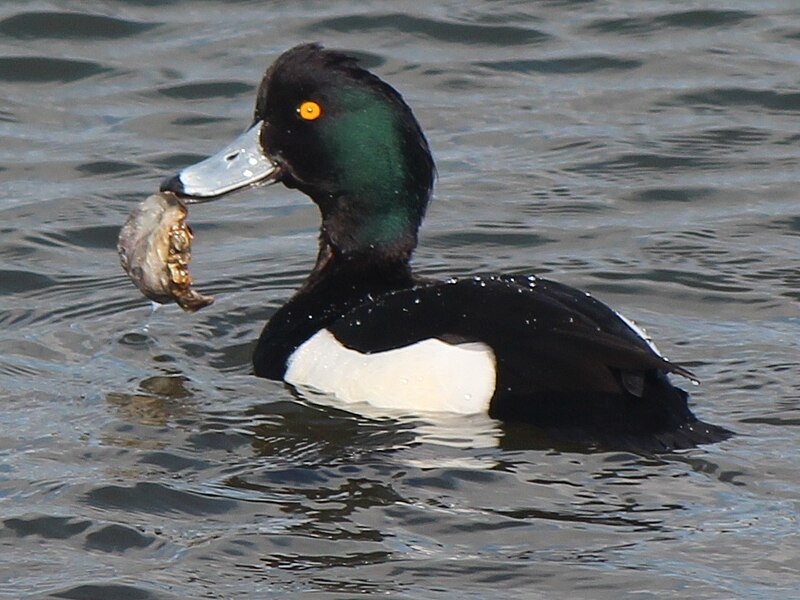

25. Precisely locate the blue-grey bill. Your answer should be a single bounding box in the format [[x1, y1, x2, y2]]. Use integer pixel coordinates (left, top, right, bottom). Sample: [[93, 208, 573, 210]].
[[172, 121, 276, 200]]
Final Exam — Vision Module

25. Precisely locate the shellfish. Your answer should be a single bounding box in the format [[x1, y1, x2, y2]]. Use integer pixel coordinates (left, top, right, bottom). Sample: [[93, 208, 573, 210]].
[[118, 191, 213, 312]]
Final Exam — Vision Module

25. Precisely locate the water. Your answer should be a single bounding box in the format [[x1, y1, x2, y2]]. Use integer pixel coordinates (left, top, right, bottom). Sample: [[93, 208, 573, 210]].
[[1, 1, 799, 598]]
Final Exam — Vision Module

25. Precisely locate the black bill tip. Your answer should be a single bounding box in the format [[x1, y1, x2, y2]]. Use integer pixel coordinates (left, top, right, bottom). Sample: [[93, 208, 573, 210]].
[[160, 174, 185, 195]]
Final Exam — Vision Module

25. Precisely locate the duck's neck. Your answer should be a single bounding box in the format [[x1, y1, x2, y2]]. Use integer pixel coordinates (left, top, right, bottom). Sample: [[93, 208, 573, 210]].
[[253, 238, 416, 379], [302, 227, 414, 290], [302, 180, 426, 261]]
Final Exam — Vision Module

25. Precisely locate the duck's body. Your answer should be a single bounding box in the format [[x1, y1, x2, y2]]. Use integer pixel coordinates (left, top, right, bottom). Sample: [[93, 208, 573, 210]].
[[162, 44, 730, 449]]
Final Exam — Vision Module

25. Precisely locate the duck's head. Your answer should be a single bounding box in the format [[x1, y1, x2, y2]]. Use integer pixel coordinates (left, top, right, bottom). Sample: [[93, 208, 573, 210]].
[[162, 43, 435, 259]]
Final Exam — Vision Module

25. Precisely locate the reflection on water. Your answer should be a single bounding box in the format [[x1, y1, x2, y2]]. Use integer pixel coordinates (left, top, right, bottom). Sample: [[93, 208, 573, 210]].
[[1, 1, 799, 598], [105, 375, 194, 428]]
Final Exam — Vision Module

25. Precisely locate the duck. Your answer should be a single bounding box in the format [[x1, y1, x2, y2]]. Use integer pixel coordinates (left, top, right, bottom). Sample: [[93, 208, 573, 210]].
[[161, 43, 731, 449]]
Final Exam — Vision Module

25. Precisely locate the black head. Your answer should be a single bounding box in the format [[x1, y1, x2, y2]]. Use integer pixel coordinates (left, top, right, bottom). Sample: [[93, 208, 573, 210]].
[[163, 44, 435, 258]]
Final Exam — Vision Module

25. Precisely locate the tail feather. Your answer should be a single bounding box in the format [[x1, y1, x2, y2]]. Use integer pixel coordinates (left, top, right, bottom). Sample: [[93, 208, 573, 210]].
[[650, 419, 733, 451]]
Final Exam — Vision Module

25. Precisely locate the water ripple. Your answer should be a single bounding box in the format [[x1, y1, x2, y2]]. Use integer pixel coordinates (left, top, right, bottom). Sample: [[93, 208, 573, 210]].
[[569, 152, 724, 177], [478, 56, 642, 75], [672, 87, 800, 113], [663, 127, 772, 153], [3, 515, 91, 540], [308, 13, 550, 46], [157, 81, 254, 100], [585, 9, 756, 36], [49, 583, 162, 600], [0, 56, 109, 83], [0, 11, 157, 40], [85, 482, 237, 516], [84, 524, 155, 552], [0, 269, 55, 295]]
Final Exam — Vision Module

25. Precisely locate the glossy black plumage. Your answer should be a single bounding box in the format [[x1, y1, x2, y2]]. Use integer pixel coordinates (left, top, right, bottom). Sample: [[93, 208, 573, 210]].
[[258, 269, 730, 448], [164, 44, 731, 449], [333, 276, 730, 447]]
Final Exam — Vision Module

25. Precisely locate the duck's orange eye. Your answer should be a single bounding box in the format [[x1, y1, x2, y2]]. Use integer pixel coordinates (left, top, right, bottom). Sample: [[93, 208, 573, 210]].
[[298, 100, 322, 121]]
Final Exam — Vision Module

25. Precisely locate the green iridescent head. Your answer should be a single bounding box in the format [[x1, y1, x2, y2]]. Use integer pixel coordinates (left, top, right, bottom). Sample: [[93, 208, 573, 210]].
[[252, 44, 436, 256]]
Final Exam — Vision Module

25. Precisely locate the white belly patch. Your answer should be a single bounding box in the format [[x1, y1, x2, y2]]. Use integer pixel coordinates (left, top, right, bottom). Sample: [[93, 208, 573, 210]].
[[285, 329, 497, 415]]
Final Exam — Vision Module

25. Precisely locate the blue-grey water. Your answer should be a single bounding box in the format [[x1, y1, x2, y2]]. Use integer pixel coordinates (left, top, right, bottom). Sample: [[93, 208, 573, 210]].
[[1, 1, 799, 598]]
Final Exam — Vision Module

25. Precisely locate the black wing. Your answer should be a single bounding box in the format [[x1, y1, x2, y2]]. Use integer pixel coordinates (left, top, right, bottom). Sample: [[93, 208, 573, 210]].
[[326, 275, 719, 442], [328, 275, 691, 377]]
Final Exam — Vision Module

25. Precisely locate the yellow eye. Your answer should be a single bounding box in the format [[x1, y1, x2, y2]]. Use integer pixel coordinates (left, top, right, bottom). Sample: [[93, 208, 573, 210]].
[[298, 100, 322, 121]]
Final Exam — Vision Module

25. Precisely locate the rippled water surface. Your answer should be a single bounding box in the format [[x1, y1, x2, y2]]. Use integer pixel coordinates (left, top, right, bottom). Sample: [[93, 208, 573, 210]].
[[1, 1, 799, 598]]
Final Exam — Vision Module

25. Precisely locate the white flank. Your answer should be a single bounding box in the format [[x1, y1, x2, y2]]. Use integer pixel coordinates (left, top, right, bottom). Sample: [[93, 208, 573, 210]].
[[614, 310, 662, 356], [285, 329, 496, 414]]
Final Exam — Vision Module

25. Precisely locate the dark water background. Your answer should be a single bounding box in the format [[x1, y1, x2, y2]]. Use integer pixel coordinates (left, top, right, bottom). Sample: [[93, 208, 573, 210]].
[[1, 1, 799, 598]]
